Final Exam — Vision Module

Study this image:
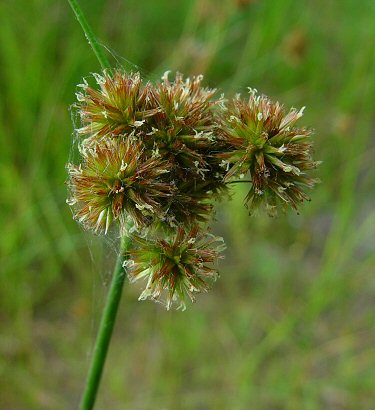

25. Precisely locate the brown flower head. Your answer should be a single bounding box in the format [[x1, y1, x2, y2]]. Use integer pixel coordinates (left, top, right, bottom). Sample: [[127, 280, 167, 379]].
[[144, 72, 228, 224], [145, 72, 220, 173], [75, 70, 158, 139], [127, 225, 225, 310], [67, 138, 172, 233], [218, 89, 320, 215]]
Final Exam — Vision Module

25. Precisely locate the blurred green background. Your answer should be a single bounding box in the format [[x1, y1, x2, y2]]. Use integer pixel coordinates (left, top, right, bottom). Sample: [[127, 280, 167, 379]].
[[1, 0, 375, 408]]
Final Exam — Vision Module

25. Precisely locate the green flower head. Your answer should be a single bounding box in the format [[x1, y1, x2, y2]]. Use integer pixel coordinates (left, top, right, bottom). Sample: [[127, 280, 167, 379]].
[[145, 72, 221, 179], [67, 138, 172, 233], [219, 89, 320, 215], [75, 70, 158, 140], [127, 226, 225, 310]]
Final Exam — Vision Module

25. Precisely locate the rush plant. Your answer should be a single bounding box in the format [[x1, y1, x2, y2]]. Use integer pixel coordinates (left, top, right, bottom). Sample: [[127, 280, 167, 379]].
[[67, 1, 319, 409]]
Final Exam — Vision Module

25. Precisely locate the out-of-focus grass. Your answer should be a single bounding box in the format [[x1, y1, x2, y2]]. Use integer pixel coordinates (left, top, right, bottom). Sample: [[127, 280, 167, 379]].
[[1, 0, 375, 408]]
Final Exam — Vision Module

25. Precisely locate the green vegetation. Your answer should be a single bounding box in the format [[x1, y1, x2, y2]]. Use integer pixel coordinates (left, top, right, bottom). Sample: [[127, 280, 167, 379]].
[[1, 0, 375, 408]]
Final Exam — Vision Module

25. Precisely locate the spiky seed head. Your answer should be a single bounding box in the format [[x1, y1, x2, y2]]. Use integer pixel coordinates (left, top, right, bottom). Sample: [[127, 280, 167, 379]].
[[146, 72, 218, 175], [142, 72, 228, 224], [72, 70, 229, 230], [218, 89, 320, 215], [153, 71, 216, 135], [67, 138, 173, 233], [75, 70, 158, 140], [127, 225, 225, 310]]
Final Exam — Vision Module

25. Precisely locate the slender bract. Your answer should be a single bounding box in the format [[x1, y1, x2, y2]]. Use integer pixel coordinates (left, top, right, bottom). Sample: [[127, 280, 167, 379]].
[[67, 0, 111, 70]]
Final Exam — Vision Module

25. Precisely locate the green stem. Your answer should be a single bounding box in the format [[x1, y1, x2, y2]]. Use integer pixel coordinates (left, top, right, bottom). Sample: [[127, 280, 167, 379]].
[[67, 0, 111, 70], [79, 236, 131, 410], [66, 2, 130, 408]]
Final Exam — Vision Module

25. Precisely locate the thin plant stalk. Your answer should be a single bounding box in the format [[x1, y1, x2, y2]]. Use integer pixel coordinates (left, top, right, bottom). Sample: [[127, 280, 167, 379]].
[[79, 236, 131, 410], [66, 1, 129, 409], [67, 0, 111, 70]]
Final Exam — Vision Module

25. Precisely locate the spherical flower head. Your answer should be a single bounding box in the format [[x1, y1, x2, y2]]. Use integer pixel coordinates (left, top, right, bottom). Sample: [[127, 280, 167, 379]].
[[159, 171, 230, 230], [75, 70, 157, 139], [152, 71, 216, 136], [219, 89, 320, 215], [67, 138, 172, 234], [127, 225, 225, 310], [146, 72, 219, 175], [142, 72, 228, 224], [162, 186, 214, 228]]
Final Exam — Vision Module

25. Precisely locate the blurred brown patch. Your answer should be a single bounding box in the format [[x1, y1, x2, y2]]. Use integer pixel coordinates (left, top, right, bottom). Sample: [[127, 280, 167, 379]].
[[234, 0, 257, 9], [281, 27, 308, 65], [70, 296, 89, 319], [333, 113, 354, 135]]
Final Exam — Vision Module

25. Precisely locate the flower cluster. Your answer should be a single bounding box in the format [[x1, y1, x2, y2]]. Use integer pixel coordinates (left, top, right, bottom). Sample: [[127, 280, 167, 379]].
[[67, 70, 319, 309]]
